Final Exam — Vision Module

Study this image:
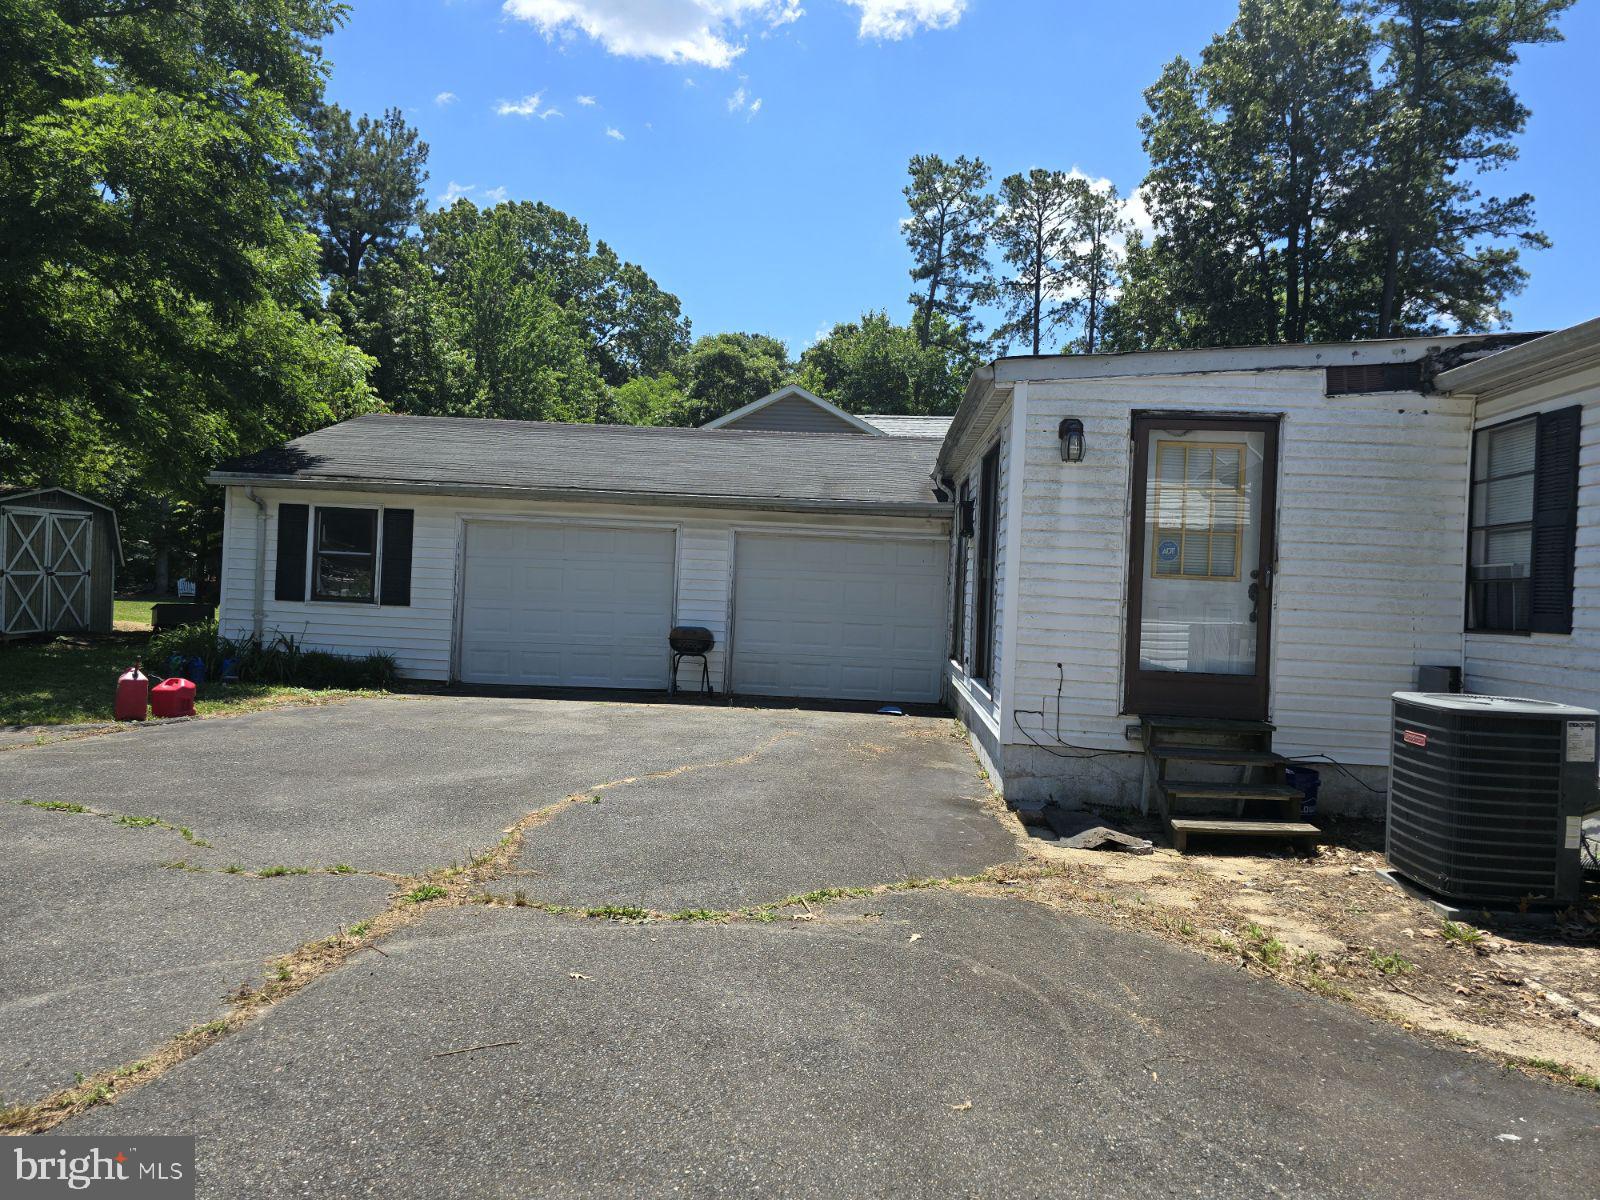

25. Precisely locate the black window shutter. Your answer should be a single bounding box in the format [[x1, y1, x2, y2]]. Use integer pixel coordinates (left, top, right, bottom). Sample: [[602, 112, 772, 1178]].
[[274, 504, 309, 602], [1529, 406, 1582, 634], [380, 509, 414, 607]]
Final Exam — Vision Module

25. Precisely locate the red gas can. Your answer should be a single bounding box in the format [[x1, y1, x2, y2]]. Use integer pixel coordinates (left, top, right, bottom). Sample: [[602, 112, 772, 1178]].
[[151, 676, 197, 719], [114, 665, 149, 722]]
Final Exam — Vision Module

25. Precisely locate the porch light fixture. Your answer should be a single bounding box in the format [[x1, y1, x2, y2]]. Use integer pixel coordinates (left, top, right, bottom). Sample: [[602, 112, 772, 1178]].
[[1058, 418, 1086, 463]]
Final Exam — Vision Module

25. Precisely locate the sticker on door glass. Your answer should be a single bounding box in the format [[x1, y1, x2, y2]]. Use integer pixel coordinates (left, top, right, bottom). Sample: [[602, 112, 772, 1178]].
[[1565, 720, 1596, 763], [1156, 538, 1180, 565]]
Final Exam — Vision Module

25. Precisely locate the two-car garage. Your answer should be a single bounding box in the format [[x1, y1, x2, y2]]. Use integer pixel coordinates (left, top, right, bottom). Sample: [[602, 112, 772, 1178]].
[[455, 520, 947, 702]]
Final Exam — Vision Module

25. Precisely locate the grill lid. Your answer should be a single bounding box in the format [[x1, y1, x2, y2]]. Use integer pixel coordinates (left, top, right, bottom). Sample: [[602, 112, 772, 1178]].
[[670, 626, 715, 654]]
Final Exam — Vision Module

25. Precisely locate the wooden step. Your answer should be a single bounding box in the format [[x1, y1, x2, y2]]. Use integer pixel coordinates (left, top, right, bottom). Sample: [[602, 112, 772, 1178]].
[[1169, 818, 1320, 853], [1160, 781, 1304, 803], [1141, 715, 1276, 735], [1149, 746, 1286, 767]]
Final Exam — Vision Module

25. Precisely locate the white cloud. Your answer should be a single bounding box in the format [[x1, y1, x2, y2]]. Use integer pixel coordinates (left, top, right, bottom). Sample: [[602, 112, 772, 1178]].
[[576, 94, 598, 106], [482, 186, 510, 204], [727, 77, 762, 117], [844, 0, 964, 39], [495, 91, 563, 118], [434, 90, 458, 106], [437, 181, 477, 205], [502, 0, 806, 69], [605, 126, 626, 140]]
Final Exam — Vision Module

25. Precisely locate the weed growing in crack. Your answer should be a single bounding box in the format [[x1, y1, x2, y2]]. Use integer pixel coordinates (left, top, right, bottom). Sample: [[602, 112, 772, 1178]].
[[403, 884, 448, 903], [348, 922, 371, 938], [512, 890, 529, 907], [258, 865, 310, 878], [21, 800, 88, 813], [325, 864, 357, 875], [586, 905, 650, 921], [670, 909, 725, 922], [223, 864, 244, 874], [272, 964, 292, 982], [115, 815, 162, 828], [177, 827, 210, 847]]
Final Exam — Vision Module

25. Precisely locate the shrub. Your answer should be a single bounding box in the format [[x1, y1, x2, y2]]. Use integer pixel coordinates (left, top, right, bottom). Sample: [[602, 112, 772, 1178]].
[[145, 622, 399, 692]]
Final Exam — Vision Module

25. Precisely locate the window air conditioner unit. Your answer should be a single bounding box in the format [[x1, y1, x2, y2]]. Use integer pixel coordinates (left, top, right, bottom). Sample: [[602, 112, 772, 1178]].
[[1388, 692, 1596, 908]]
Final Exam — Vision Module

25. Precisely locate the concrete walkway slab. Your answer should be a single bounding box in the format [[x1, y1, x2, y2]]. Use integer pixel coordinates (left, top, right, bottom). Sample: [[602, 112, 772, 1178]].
[[0, 802, 390, 1107], [69, 894, 1600, 1199]]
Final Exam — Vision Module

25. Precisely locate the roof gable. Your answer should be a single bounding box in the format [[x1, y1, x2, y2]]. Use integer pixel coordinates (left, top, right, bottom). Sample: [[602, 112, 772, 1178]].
[[702, 385, 880, 435]]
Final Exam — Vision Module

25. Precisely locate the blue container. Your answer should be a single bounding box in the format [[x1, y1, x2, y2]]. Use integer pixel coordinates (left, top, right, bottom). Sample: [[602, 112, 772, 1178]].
[[186, 656, 207, 686], [1286, 765, 1321, 818]]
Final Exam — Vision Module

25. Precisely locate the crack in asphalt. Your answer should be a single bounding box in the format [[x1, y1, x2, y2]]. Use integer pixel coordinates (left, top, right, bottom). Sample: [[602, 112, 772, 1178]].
[[0, 729, 863, 1134]]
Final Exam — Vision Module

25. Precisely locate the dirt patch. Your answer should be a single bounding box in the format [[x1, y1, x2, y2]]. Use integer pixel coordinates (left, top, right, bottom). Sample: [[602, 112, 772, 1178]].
[[1002, 809, 1600, 1091]]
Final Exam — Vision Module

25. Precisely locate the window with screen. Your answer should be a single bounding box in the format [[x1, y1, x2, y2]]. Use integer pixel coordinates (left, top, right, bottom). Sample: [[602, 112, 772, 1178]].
[[1150, 441, 1244, 581]]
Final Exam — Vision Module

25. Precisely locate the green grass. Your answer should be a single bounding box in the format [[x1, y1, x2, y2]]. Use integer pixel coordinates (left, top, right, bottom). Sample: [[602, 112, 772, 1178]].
[[1516, 1058, 1600, 1090], [402, 884, 448, 903], [1368, 950, 1415, 976], [258, 865, 311, 878], [0, 633, 380, 727], [112, 596, 179, 632]]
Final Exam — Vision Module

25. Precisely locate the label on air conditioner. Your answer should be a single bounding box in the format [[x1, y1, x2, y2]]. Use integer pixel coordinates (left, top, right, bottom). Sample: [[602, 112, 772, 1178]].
[[1401, 729, 1427, 748], [1566, 720, 1597, 763], [1566, 816, 1583, 851]]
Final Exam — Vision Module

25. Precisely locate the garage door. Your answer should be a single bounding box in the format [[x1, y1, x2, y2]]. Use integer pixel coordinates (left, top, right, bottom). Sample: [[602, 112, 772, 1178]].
[[458, 521, 676, 688], [730, 533, 946, 702]]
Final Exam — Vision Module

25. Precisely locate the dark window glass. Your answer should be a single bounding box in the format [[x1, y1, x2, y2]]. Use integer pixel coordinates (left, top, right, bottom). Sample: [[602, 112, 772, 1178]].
[[973, 444, 1000, 682], [950, 481, 970, 662], [1467, 418, 1535, 632], [312, 508, 378, 603]]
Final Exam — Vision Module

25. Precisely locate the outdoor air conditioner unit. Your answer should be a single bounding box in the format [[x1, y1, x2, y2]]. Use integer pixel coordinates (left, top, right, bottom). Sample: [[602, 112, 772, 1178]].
[[1388, 692, 1597, 908]]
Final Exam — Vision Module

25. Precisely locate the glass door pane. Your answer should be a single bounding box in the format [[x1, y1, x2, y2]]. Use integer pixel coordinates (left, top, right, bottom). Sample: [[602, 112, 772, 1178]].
[[1138, 428, 1265, 676]]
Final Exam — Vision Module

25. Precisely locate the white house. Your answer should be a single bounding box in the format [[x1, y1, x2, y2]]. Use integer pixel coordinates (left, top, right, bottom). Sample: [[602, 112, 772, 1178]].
[[209, 321, 1595, 834], [938, 327, 1594, 820]]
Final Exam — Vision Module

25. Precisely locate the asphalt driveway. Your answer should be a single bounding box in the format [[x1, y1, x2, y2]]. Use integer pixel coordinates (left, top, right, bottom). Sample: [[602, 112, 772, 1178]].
[[2, 695, 1597, 1196]]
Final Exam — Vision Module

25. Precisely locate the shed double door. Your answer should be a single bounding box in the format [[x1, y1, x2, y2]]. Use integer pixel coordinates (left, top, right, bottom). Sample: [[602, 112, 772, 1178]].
[[1123, 415, 1279, 721], [1, 510, 91, 635]]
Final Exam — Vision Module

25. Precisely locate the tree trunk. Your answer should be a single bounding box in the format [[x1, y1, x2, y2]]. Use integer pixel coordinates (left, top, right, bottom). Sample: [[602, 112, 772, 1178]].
[[1031, 236, 1043, 356]]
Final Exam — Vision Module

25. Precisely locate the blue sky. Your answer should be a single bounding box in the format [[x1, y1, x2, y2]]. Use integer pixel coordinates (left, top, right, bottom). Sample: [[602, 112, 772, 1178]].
[[322, 0, 1600, 355]]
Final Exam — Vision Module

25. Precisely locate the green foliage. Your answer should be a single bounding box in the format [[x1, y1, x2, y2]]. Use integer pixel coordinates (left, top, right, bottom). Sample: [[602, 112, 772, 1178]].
[[1113, 0, 1569, 347], [674, 332, 793, 427], [903, 154, 996, 346], [608, 373, 691, 426], [328, 198, 689, 421], [991, 169, 1080, 355], [148, 621, 401, 692], [796, 311, 980, 416], [0, 0, 377, 494], [297, 104, 429, 283], [403, 884, 448, 903]]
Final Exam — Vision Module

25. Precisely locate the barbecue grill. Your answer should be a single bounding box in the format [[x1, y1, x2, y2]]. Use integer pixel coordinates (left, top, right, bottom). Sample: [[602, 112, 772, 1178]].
[[669, 626, 715, 695]]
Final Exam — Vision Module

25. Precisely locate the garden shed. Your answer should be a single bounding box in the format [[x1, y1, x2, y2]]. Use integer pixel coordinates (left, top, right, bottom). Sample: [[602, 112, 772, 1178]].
[[0, 487, 122, 638]]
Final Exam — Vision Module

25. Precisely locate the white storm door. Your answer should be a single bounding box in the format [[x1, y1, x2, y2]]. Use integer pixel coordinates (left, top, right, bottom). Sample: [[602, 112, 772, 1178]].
[[730, 532, 946, 702], [458, 521, 677, 689]]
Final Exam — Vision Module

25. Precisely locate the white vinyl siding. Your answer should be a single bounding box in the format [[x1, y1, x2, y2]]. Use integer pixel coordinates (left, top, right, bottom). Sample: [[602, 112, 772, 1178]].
[[1464, 370, 1600, 711], [218, 486, 947, 688], [1008, 369, 1475, 767]]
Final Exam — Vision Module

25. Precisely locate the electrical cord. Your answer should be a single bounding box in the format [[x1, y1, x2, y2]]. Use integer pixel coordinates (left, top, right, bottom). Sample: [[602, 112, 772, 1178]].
[[1283, 752, 1388, 796]]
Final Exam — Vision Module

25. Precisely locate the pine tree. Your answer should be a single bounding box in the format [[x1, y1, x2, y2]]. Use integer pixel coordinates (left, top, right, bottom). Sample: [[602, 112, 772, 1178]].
[[903, 154, 996, 348]]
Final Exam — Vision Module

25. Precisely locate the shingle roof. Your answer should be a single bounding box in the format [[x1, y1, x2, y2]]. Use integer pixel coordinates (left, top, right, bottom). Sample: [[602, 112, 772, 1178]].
[[861, 414, 954, 438], [211, 414, 945, 512]]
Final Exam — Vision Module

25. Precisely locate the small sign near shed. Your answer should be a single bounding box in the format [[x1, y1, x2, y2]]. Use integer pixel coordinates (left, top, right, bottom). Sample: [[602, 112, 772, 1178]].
[[0, 487, 123, 638]]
